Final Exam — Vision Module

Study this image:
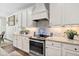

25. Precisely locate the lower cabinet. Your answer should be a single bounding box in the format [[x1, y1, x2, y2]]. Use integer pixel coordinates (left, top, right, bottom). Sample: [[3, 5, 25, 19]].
[[62, 49, 77, 56], [46, 41, 62, 56], [13, 35, 17, 47], [13, 36, 79, 56], [46, 41, 79, 56], [62, 43, 79, 56], [22, 36, 29, 53], [13, 35, 29, 53], [46, 47, 61, 56], [17, 36, 23, 50]]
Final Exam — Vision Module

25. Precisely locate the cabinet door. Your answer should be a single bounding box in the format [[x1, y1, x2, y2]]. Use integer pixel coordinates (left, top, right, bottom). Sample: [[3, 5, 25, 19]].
[[46, 47, 61, 56], [76, 52, 79, 56], [21, 9, 28, 27], [62, 43, 79, 56], [14, 13, 19, 32], [17, 36, 22, 50], [27, 7, 33, 27], [13, 35, 17, 47], [50, 3, 63, 26], [17, 11, 22, 28], [63, 4, 79, 25], [62, 49, 77, 56], [22, 37, 29, 53]]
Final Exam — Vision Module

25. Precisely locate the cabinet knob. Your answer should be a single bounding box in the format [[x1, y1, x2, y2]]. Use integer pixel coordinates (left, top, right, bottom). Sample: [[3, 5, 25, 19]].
[[75, 48, 77, 50]]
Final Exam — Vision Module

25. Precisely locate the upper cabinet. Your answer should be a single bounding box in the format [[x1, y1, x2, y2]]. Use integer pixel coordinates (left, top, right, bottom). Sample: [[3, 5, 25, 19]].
[[27, 7, 33, 27], [21, 9, 28, 27], [21, 7, 33, 27], [50, 3, 79, 26], [50, 3, 63, 26], [62, 4, 79, 25]]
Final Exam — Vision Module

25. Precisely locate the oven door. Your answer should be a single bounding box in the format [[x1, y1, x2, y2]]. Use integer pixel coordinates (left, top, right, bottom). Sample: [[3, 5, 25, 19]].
[[30, 39, 45, 56]]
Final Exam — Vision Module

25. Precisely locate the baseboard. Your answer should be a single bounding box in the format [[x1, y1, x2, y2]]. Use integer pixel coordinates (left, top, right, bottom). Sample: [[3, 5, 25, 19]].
[[13, 46, 30, 56], [4, 38, 13, 42]]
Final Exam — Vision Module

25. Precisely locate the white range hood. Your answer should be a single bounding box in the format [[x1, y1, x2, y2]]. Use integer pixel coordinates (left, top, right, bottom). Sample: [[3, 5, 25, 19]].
[[32, 3, 49, 21]]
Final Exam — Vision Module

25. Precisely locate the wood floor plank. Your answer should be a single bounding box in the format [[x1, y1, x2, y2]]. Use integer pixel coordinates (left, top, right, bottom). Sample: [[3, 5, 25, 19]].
[[0, 40, 29, 56]]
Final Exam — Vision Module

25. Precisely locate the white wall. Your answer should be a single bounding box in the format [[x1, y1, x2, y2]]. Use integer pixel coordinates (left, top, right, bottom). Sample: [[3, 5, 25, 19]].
[[0, 17, 6, 33]]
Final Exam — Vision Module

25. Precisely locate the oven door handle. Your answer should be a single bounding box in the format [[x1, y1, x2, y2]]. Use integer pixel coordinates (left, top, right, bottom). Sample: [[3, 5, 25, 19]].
[[30, 40, 44, 43]]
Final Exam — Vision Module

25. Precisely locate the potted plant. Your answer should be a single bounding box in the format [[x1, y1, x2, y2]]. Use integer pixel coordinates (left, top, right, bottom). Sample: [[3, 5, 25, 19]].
[[64, 29, 78, 40], [20, 27, 30, 34], [24, 29, 29, 34]]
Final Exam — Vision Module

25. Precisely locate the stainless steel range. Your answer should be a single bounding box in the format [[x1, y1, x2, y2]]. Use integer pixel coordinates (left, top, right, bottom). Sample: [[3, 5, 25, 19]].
[[29, 38, 45, 56], [29, 27, 51, 56]]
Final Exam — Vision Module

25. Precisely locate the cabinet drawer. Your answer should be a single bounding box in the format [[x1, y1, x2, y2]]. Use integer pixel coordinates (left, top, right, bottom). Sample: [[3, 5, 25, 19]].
[[46, 41, 61, 48], [62, 43, 79, 52]]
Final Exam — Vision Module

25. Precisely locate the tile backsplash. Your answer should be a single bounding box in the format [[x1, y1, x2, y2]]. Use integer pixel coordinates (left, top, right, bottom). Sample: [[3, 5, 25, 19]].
[[49, 25, 79, 37], [27, 25, 79, 37], [48, 26, 64, 37], [26, 27, 37, 36]]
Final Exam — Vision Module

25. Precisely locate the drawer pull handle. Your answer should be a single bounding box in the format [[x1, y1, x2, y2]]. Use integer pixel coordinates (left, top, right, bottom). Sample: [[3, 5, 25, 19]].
[[75, 48, 77, 50]]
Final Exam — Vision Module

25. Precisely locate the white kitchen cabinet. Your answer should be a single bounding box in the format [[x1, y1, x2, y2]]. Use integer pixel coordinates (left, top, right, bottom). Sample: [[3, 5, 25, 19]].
[[50, 3, 63, 26], [76, 52, 79, 56], [13, 35, 22, 50], [50, 3, 79, 26], [17, 36, 23, 50], [62, 43, 79, 56], [62, 49, 77, 56], [21, 9, 27, 27], [14, 7, 33, 29], [46, 41, 62, 56], [27, 7, 33, 27], [13, 35, 17, 47], [22, 36, 29, 53], [21, 7, 33, 27], [62, 4, 79, 25], [46, 46, 61, 56], [13, 35, 29, 53], [17, 11, 22, 28]]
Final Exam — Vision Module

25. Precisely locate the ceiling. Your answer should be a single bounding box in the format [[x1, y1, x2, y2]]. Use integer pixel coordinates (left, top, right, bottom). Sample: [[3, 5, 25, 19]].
[[0, 3, 35, 18]]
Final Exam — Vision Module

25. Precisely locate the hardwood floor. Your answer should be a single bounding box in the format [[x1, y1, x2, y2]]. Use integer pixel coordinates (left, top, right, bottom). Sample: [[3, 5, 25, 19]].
[[0, 40, 29, 56]]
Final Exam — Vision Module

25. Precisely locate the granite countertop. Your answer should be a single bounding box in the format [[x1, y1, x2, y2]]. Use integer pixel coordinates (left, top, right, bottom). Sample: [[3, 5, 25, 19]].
[[13, 33, 31, 37], [46, 36, 79, 45], [13, 33, 79, 45]]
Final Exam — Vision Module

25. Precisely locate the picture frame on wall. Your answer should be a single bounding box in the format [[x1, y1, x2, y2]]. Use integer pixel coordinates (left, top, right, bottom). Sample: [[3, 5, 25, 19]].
[[8, 15, 15, 26]]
